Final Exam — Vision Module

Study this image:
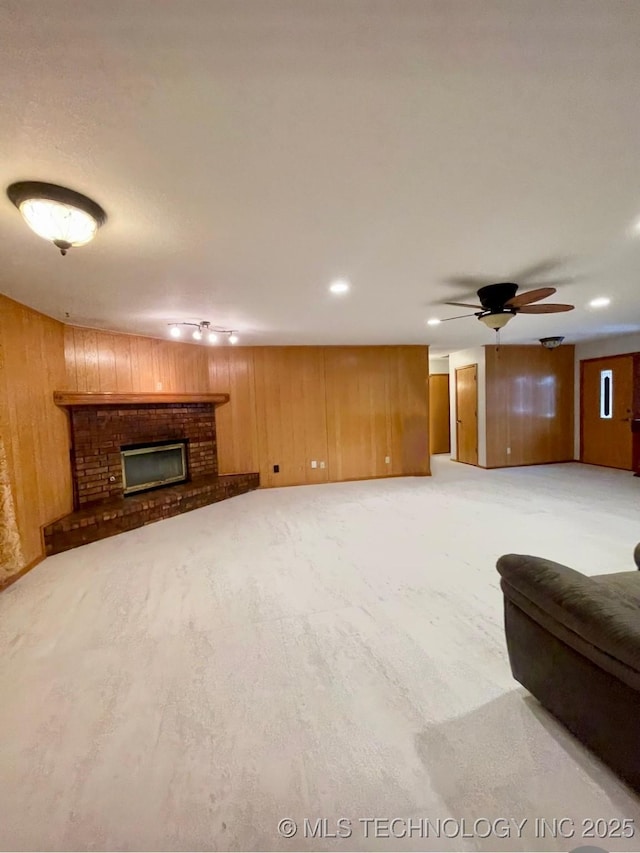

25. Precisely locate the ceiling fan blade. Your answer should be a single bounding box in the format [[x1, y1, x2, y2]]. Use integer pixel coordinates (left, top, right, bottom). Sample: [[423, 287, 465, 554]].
[[440, 312, 479, 322], [525, 276, 577, 288], [511, 258, 567, 283], [517, 303, 574, 314], [444, 301, 483, 309], [506, 287, 556, 308], [443, 275, 491, 290]]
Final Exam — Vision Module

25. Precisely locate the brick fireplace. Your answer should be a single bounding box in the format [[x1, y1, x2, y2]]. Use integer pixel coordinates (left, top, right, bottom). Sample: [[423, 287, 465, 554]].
[[43, 392, 259, 555], [70, 402, 218, 505]]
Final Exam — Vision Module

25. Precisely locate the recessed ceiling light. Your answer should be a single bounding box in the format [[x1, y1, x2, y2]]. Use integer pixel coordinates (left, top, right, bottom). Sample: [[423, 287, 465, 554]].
[[427, 318, 441, 326], [589, 297, 611, 308], [329, 278, 350, 294], [169, 326, 181, 338]]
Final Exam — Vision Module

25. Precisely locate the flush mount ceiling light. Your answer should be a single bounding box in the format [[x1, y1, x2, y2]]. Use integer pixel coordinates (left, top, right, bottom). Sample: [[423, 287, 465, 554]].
[[540, 336, 565, 349], [426, 318, 441, 326], [7, 181, 107, 255], [589, 296, 611, 308], [168, 321, 238, 345], [329, 278, 350, 294]]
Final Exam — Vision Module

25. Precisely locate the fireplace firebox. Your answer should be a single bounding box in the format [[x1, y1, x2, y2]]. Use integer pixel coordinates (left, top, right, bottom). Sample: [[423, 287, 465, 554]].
[[121, 441, 187, 495]]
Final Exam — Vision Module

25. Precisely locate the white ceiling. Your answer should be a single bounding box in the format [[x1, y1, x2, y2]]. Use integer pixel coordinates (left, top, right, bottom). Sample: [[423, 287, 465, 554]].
[[2, 0, 640, 353]]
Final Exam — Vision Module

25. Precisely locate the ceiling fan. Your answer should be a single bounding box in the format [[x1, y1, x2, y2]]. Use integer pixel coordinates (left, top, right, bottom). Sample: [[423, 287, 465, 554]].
[[439, 282, 574, 332]]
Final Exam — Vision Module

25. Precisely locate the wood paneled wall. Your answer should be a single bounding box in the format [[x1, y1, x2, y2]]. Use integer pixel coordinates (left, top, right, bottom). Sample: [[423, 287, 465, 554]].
[[207, 347, 259, 476], [0, 296, 72, 580], [485, 344, 574, 468], [429, 374, 450, 454], [325, 347, 392, 481], [63, 328, 431, 484], [386, 346, 431, 477], [0, 314, 429, 583], [253, 347, 329, 487], [64, 326, 211, 394]]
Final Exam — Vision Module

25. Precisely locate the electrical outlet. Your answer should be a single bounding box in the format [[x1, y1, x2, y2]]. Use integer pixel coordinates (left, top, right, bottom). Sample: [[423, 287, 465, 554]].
[[156, 381, 163, 391], [311, 460, 317, 469], [506, 447, 511, 455], [320, 461, 325, 469], [385, 456, 391, 464]]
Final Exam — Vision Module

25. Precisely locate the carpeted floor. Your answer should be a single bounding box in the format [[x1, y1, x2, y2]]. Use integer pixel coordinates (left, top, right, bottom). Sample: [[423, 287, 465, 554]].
[[1, 456, 639, 851]]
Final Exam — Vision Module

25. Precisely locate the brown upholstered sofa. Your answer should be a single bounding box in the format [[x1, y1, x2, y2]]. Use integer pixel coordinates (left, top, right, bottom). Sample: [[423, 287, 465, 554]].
[[497, 545, 640, 791]]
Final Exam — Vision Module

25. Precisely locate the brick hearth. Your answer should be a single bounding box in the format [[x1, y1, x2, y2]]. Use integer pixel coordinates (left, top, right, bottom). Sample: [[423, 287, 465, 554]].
[[45, 394, 260, 554], [43, 472, 259, 555]]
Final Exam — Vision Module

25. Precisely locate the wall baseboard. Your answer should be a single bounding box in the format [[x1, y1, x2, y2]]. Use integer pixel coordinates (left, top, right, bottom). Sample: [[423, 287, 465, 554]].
[[479, 459, 578, 470], [0, 554, 45, 593], [259, 471, 431, 488]]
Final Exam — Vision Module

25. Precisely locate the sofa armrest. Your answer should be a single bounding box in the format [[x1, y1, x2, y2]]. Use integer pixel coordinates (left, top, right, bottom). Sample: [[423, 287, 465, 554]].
[[497, 554, 640, 674], [634, 542, 640, 570]]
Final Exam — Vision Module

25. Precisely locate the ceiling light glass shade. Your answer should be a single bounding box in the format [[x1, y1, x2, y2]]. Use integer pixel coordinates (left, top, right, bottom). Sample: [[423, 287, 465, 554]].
[[7, 181, 106, 255], [589, 297, 610, 308], [540, 336, 565, 349], [427, 318, 441, 326], [20, 199, 98, 246], [170, 326, 181, 338], [208, 332, 218, 344], [192, 329, 202, 341], [228, 333, 239, 344], [329, 279, 350, 294], [479, 312, 514, 330]]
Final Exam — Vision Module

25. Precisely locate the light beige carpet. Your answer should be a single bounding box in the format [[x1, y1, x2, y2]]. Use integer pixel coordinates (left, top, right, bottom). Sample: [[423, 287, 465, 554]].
[[1, 457, 639, 851]]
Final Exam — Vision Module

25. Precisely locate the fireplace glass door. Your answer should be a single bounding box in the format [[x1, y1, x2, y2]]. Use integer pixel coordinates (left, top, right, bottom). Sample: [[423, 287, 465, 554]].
[[121, 442, 187, 495]]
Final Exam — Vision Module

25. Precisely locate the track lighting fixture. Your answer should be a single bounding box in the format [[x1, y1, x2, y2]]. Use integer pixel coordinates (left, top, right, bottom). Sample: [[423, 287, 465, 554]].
[[167, 321, 238, 344]]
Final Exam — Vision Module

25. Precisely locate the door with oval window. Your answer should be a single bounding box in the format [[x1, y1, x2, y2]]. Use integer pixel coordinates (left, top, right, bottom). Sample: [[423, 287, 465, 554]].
[[581, 354, 634, 469]]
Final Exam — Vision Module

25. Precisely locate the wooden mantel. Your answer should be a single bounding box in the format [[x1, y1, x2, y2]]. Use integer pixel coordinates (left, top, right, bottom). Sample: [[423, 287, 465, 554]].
[[54, 391, 230, 407]]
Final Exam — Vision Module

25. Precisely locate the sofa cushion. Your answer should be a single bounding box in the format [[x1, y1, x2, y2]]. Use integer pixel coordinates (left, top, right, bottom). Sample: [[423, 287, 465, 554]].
[[497, 554, 640, 689], [592, 571, 640, 606]]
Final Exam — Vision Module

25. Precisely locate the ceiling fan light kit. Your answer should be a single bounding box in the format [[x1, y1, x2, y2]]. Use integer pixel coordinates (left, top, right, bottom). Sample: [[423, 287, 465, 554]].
[[478, 310, 515, 330], [7, 180, 107, 255]]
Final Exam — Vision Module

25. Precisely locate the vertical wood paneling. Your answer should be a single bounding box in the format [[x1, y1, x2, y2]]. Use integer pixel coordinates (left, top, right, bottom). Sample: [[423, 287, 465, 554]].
[[429, 373, 451, 454], [389, 347, 430, 475], [62, 329, 430, 485], [324, 346, 429, 481], [253, 347, 329, 487], [207, 348, 259, 475], [63, 327, 211, 394], [114, 333, 133, 392], [485, 345, 575, 468], [98, 332, 117, 390], [0, 295, 72, 579], [325, 347, 389, 481]]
